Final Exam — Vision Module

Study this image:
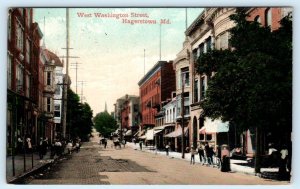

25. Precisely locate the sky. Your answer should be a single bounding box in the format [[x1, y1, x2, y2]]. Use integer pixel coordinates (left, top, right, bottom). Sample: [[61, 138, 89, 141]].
[[33, 8, 203, 116]]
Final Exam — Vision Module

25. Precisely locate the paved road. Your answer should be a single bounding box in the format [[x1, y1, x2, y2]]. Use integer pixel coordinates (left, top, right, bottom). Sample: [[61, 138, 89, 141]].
[[27, 132, 288, 185]]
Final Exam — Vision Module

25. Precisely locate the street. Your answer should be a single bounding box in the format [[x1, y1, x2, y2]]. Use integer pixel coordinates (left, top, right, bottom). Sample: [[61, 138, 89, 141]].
[[26, 132, 287, 185]]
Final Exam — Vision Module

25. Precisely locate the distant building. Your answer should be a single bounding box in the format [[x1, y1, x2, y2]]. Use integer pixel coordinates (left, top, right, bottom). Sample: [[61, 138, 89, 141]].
[[138, 61, 175, 130]]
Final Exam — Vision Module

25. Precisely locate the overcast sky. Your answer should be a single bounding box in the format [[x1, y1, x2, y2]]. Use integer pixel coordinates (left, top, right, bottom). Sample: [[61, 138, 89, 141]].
[[33, 8, 203, 116]]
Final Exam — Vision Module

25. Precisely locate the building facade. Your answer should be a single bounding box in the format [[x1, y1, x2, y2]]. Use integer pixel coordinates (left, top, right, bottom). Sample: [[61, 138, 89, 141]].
[[138, 61, 175, 130], [7, 8, 43, 152]]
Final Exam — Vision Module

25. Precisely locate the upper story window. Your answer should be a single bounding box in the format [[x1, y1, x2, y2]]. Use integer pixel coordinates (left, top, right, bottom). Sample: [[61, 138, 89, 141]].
[[26, 39, 30, 63], [47, 97, 51, 112], [181, 67, 190, 87], [194, 79, 199, 103], [206, 36, 212, 51], [55, 85, 60, 95], [200, 76, 207, 100], [8, 13, 11, 41], [16, 62, 24, 93], [7, 53, 12, 90], [47, 72, 51, 85], [265, 8, 272, 28], [16, 20, 24, 51]]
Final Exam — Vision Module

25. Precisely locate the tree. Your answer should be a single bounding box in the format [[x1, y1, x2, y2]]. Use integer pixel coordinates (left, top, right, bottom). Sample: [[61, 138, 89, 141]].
[[196, 9, 292, 173], [66, 89, 93, 141], [93, 111, 118, 138]]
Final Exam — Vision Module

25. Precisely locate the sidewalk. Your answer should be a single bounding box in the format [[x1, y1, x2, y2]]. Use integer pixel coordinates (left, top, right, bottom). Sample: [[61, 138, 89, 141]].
[[6, 150, 61, 183], [127, 142, 279, 177]]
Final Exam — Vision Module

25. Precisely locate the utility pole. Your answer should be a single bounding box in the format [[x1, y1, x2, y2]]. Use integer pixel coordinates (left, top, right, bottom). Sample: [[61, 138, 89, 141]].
[[181, 72, 185, 159], [70, 62, 81, 94], [60, 8, 80, 139], [78, 81, 87, 103]]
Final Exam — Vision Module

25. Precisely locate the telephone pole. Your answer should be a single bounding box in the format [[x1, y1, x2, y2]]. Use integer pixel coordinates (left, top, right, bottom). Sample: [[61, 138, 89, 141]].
[[78, 81, 87, 103], [60, 8, 79, 139], [70, 62, 81, 94]]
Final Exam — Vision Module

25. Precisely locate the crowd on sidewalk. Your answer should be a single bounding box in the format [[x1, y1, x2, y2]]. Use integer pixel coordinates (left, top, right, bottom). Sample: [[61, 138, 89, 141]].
[[7, 136, 82, 181], [127, 140, 290, 178]]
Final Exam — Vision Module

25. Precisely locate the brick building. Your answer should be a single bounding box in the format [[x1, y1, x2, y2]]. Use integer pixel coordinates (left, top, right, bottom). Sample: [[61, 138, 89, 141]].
[[7, 8, 43, 151], [138, 61, 175, 131]]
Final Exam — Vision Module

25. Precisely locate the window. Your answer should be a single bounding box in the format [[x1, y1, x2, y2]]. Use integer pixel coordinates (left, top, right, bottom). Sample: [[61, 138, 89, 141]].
[[206, 37, 212, 51], [16, 20, 24, 51], [176, 94, 190, 117], [192, 48, 198, 62], [199, 43, 205, 56], [54, 104, 60, 111], [26, 74, 30, 97], [200, 76, 206, 100], [265, 8, 272, 28], [206, 134, 212, 141], [194, 79, 199, 103], [133, 104, 138, 112], [254, 15, 261, 24], [54, 104, 60, 117], [47, 72, 51, 85], [181, 67, 189, 87], [7, 53, 12, 89], [26, 39, 30, 63], [8, 13, 11, 40], [55, 85, 60, 95], [16, 62, 24, 93], [47, 97, 51, 112], [173, 107, 175, 122]]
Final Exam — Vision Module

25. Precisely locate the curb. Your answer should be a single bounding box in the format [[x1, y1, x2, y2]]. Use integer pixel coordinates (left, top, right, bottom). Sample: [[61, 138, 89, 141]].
[[7, 157, 60, 184]]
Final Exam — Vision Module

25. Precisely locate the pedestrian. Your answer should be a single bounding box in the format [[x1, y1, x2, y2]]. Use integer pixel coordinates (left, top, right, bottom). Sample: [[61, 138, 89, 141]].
[[190, 145, 196, 164], [139, 140, 143, 150], [26, 137, 32, 154], [122, 139, 126, 148], [216, 145, 222, 168], [279, 144, 289, 179], [54, 139, 62, 156], [104, 138, 107, 149], [67, 140, 73, 154], [38, 137, 44, 159], [42, 137, 48, 156], [197, 143, 205, 164], [75, 141, 80, 153], [50, 143, 55, 159], [165, 143, 170, 156], [205, 142, 212, 165]]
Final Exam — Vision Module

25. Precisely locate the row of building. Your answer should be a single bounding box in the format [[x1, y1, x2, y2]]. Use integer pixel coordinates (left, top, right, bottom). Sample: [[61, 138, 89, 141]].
[[114, 8, 292, 154], [7, 8, 66, 154]]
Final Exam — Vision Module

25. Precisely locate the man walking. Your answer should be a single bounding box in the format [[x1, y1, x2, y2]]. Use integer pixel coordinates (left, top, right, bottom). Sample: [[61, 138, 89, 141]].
[[139, 140, 143, 150], [165, 143, 170, 156]]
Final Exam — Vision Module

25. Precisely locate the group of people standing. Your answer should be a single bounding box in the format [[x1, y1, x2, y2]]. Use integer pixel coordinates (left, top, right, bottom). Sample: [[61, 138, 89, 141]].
[[15, 135, 82, 159], [188, 142, 222, 167]]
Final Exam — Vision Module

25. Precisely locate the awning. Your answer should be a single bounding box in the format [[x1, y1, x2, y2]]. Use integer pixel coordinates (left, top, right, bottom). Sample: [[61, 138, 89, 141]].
[[154, 129, 164, 135], [125, 130, 132, 136], [199, 118, 229, 134], [145, 129, 154, 140], [154, 124, 175, 130], [164, 126, 189, 138]]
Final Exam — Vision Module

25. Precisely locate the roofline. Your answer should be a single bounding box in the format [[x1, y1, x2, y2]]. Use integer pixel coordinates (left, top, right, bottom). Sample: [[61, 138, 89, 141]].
[[137, 61, 167, 86], [185, 10, 205, 36]]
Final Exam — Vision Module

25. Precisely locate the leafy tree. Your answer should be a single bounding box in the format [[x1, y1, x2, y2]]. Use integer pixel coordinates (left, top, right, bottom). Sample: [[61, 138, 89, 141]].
[[93, 111, 118, 138], [196, 9, 292, 173], [66, 89, 93, 141]]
